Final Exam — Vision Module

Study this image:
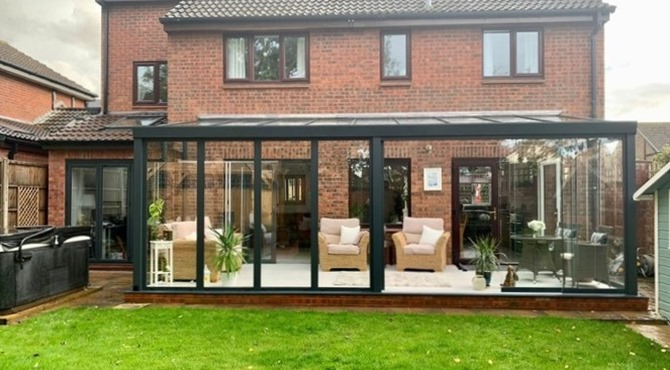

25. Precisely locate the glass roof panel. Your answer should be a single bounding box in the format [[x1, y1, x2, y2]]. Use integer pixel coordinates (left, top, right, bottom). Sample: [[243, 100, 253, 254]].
[[108, 116, 163, 128], [396, 117, 445, 125]]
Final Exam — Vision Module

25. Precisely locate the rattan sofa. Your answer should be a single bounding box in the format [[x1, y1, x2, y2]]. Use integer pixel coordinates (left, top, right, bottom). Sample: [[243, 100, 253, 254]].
[[392, 217, 451, 272]]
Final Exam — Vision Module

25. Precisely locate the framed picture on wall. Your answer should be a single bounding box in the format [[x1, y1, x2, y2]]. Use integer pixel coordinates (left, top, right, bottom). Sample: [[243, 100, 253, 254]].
[[424, 167, 442, 191]]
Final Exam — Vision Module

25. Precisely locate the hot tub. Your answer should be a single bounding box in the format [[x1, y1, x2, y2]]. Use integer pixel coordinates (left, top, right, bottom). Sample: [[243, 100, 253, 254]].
[[0, 226, 91, 313]]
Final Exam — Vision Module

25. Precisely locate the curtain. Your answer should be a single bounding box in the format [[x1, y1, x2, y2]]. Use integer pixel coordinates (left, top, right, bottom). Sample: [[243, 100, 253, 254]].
[[226, 38, 247, 79], [295, 37, 306, 78]]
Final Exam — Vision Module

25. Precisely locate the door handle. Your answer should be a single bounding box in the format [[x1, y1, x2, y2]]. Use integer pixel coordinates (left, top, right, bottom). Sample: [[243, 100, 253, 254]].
[[489, 207, 497, 221]]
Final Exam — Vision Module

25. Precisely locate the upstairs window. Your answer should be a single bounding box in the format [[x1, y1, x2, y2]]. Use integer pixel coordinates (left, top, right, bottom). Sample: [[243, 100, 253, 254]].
[[134, 62, 167, 105], [225, 34, 308, 82], [381, 31, 410, 80], [483, 30, 542, 78]]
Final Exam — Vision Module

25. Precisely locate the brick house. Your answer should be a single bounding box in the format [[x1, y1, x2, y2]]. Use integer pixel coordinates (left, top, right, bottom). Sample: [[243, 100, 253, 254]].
[[0, 41, 97, 231], [78, 0, 646, 310]]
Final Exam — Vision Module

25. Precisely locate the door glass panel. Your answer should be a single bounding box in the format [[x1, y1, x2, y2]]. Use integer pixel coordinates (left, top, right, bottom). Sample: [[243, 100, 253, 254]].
[[69, 168, 96, 256], [458, 166, 495, 261], [101, 167, 128, 260]]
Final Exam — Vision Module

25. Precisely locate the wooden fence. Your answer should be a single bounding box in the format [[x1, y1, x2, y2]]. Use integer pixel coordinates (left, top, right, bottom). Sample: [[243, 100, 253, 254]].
[[0, 159, 47, 233]]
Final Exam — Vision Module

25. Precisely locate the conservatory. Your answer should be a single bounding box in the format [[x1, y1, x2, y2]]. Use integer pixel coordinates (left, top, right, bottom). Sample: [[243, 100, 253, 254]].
[[126, 111, 644, 310]]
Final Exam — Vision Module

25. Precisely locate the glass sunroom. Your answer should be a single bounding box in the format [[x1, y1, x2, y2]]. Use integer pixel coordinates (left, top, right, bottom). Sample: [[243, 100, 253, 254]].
[[130, 112, 639, 302]]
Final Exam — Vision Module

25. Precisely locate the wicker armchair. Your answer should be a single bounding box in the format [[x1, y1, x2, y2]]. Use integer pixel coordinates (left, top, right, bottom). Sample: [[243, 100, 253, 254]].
[[318, 218, 369, 271], [392, 217, 451, 272]]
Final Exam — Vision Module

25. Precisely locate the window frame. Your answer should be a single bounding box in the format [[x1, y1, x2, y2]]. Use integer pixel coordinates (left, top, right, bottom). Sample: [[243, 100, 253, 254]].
[[380, 30, 411, 80], [133, 61, 167, 105], [224, 33, 310, 83], [482, 28, 543, 79]]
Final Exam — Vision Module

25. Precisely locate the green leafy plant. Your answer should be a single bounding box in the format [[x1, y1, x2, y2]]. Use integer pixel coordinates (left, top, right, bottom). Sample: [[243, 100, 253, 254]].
[[210, 226, 248, 277], [469, 236, 502, 273], [147, 198, 165, 240]]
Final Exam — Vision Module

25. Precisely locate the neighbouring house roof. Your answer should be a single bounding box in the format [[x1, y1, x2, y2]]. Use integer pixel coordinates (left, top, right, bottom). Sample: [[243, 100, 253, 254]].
[[0, 41, 96, 99], [0, 115, 46, 141], [36, 109, 166, 143], [637, 122, 670, 155], [634, 160, 670, 201], [163, 0, 615, 21]]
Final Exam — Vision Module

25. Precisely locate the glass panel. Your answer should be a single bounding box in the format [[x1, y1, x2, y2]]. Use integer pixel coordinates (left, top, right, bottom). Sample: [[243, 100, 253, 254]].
[[382, 33, 408, 77], [226, 37, 247, 79], [146, 141, 198, 287], [158, 64, 168, 103], [483, 32, 510, 77], [101, 167, 128, 261], [320, 140, 370, 289], [136, 65, 155, 101], [69, 168, 96, 256], [203, 142, 254, 288], [516, 31, 539, 74], [254, 35, 280, 81], [284, 36, 306, 79], [262, 141, 311, 288]]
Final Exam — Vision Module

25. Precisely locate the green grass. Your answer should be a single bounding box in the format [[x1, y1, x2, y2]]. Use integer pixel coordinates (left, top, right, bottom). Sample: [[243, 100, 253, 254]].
[[0, 307, 667, 369]]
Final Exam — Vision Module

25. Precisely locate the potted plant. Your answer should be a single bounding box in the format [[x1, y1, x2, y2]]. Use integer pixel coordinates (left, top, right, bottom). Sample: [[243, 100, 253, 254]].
[[469, 236, 502, 287], [210, 225, 248, 286], [147, 198, 165, 241]]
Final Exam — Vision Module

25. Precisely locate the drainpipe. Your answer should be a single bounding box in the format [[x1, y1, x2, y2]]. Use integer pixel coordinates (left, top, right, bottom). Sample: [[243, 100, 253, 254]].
[[590, 11, 606, 118], [102, 4, 110, 115]]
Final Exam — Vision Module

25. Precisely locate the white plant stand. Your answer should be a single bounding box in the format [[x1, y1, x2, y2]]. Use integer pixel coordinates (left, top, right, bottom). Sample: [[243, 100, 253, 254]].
[[149, 240, 173, 285]]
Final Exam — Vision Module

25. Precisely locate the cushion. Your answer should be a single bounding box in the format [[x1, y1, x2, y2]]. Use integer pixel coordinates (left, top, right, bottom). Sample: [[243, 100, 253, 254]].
[[418, 225, 443, 247], [339, 225, 361, 245], [328, 244, 360, 255], [171, 221, 197, 240], [320, 218, 359, 235], [404, 243, 436, 255], [402, 217, 444, 244], [590, 232, 607, 244]]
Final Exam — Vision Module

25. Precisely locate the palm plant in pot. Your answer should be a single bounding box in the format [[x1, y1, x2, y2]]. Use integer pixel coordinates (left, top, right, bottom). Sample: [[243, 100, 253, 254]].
[[210, 225, 248, 286], [469, 235, 502, 287]]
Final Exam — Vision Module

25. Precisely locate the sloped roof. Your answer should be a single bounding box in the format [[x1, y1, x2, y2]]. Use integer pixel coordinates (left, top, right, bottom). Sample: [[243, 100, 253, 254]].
[[37, 109, 165, 143], [637, 122, 670, 154], [0, 41, 96, 98], [0, 115, 46, 141], [634, 160, 670, 201], [164, 0, 615, 21]]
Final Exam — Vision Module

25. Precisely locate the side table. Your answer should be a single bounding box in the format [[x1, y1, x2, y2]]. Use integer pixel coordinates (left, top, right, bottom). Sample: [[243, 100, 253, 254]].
[[149, 240, 173, 285]]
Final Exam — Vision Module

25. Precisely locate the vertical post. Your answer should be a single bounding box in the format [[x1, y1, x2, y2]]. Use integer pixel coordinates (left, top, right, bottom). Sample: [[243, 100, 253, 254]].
[[253, 140, 262, 289], [132, 138, 147, 291], [370, 137, 384, 292], [310, 140, 319, 289], [623, 133, 637, 296], [1, 158, 8, 234], [196, 141, 205, 289]]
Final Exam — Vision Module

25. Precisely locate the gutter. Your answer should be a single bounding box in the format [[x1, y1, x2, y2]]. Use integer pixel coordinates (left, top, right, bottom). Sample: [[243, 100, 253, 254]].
[[0, 64, 96, 101]]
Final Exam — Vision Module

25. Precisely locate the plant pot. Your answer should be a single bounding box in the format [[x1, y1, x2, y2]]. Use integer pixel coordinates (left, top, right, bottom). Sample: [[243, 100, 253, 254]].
[[472, 275, 486, 290], [220, 271, 238, 287], [482, 271, 492, 286]]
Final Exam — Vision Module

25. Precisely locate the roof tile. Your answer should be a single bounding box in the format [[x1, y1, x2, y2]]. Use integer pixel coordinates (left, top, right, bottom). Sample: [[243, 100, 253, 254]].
[[164, 0, 615, 20], [0, 41, 96, 97]]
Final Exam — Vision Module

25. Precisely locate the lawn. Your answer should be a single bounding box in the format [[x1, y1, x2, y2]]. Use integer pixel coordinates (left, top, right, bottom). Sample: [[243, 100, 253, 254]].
[[0, 307, 667, 369]]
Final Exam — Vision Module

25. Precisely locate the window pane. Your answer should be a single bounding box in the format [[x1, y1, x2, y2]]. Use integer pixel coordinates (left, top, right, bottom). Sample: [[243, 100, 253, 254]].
[[516, 31, 539, 74], [382, 34, 407, 77], [284, 36, 306, 79], [226, 37, 247, 79], [483, 32, 510, 77], [254, 35, 280, 81], [137, 65, 155, 101], [158, 64, 168, 103]]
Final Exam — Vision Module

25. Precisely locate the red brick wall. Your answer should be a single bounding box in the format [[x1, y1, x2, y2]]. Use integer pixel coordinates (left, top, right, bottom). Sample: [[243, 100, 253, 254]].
[[165, 23, 602, 122], [47, 148, 133, 226], [105, 2, 176, 112], [0, 73, 90, 122], [0, 73, 54, 122]]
